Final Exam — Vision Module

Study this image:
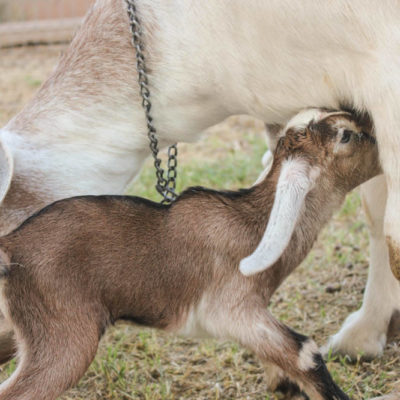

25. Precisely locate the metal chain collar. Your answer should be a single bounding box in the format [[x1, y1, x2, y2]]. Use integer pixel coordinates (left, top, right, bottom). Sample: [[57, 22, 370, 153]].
[[125, 0, 178, 204]]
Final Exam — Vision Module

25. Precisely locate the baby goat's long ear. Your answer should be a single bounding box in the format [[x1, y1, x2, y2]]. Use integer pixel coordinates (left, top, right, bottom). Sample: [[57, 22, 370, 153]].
[[240, 158, 318, 276], [0, 141, 13, 206]]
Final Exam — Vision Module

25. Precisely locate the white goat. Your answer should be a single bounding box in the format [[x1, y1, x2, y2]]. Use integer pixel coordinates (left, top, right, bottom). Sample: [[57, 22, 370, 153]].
[[0, 0, 398, 364], [0, 110, 380, 400]]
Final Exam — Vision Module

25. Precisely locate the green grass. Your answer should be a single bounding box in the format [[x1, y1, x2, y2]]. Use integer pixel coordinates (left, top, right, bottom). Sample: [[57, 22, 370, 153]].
[[24, 75, 42, 88], [128, 132, 268, 200]]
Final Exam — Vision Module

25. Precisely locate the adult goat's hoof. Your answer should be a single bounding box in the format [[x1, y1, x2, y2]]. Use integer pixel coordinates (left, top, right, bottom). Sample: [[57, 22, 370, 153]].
[[321, 309, 386, 361]]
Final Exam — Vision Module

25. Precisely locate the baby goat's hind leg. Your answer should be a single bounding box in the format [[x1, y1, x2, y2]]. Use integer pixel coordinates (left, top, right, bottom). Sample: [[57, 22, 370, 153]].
[[227, 308, 349, 400], [0, 320, 101, 400], [0, 318, 101, 400], [0, 291, 104, 400]]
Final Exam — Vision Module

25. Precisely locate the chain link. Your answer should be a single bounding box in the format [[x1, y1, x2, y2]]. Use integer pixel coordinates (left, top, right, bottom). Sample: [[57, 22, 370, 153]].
[[125, 0, 178, 204]]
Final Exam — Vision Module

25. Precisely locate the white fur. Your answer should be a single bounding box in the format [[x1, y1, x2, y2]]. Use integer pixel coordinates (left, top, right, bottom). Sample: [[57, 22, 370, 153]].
[[254, 150, 274, 185], [177, 289, 285, 350], [284, 109, 328, 133], [0, 140, 13, 207], [284, 110, 352, 133], [0, 0, 399, 358], [298, 340, 319, 371], [240, 159, 319, 276], [176, 298, 212, 339]]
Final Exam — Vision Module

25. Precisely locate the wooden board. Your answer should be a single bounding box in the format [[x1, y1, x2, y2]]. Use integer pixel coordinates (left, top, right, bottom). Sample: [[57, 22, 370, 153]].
[[0, 18, 82, 48], [0, 0, 93, 21]]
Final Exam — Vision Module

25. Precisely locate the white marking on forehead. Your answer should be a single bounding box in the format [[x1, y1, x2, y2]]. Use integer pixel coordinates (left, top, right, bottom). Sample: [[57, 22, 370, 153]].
[[283, 109, 328, 134], [282, 108, 353, 137]]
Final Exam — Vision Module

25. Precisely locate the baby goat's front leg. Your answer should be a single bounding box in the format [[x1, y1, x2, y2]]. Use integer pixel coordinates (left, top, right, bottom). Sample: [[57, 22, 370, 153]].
[[262, 362, 309, 399], [212, 304, 349, 400]]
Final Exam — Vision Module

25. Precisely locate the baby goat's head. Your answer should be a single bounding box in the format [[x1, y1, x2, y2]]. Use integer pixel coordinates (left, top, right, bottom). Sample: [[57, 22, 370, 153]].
[[240, 108, 381, 276], [274, 109, 379, 191]]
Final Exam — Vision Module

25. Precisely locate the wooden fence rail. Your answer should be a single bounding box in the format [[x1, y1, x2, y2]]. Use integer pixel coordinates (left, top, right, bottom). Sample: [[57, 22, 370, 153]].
[[0, 18, 82, 47], [0, 0, 92, 47], [0, 0, 92, 22]]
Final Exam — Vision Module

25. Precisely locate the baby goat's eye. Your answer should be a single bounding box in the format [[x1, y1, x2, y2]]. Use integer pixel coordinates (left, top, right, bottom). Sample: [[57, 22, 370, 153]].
[[340, 130, 352, 144]]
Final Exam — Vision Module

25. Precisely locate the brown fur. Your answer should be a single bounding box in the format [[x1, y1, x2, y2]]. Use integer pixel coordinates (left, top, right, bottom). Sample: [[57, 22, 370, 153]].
[[9, 0, 140, 134], [386, 237, 400, 280], [0, 113, 380, 400], [0, 176, 49, 236]]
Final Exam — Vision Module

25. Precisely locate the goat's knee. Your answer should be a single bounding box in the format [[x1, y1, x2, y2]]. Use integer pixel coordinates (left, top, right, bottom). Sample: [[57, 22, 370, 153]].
[[272, 331, 347, 399], [291, 335, 349, 400]]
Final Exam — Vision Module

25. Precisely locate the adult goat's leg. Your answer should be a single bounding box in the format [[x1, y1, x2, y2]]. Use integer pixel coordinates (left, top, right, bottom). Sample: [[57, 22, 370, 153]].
[[369, 100, 400, 282], [325, 175, 400, 359]]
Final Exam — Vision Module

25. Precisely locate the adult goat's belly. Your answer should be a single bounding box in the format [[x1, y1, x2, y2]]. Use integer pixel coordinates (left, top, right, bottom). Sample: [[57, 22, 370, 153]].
[[203, 1, 399, 123]]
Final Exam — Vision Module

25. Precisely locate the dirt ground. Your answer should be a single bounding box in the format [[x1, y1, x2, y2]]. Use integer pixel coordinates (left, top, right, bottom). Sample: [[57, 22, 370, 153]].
[[0, 45, 399, 400]]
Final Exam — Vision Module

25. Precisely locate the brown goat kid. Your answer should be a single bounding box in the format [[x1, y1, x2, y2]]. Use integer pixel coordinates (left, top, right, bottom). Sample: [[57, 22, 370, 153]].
[[0, 110, 380, 400]]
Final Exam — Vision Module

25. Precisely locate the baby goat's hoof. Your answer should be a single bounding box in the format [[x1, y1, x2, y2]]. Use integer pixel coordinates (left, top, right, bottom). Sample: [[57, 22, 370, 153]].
[[274, 379, 309, 400]]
